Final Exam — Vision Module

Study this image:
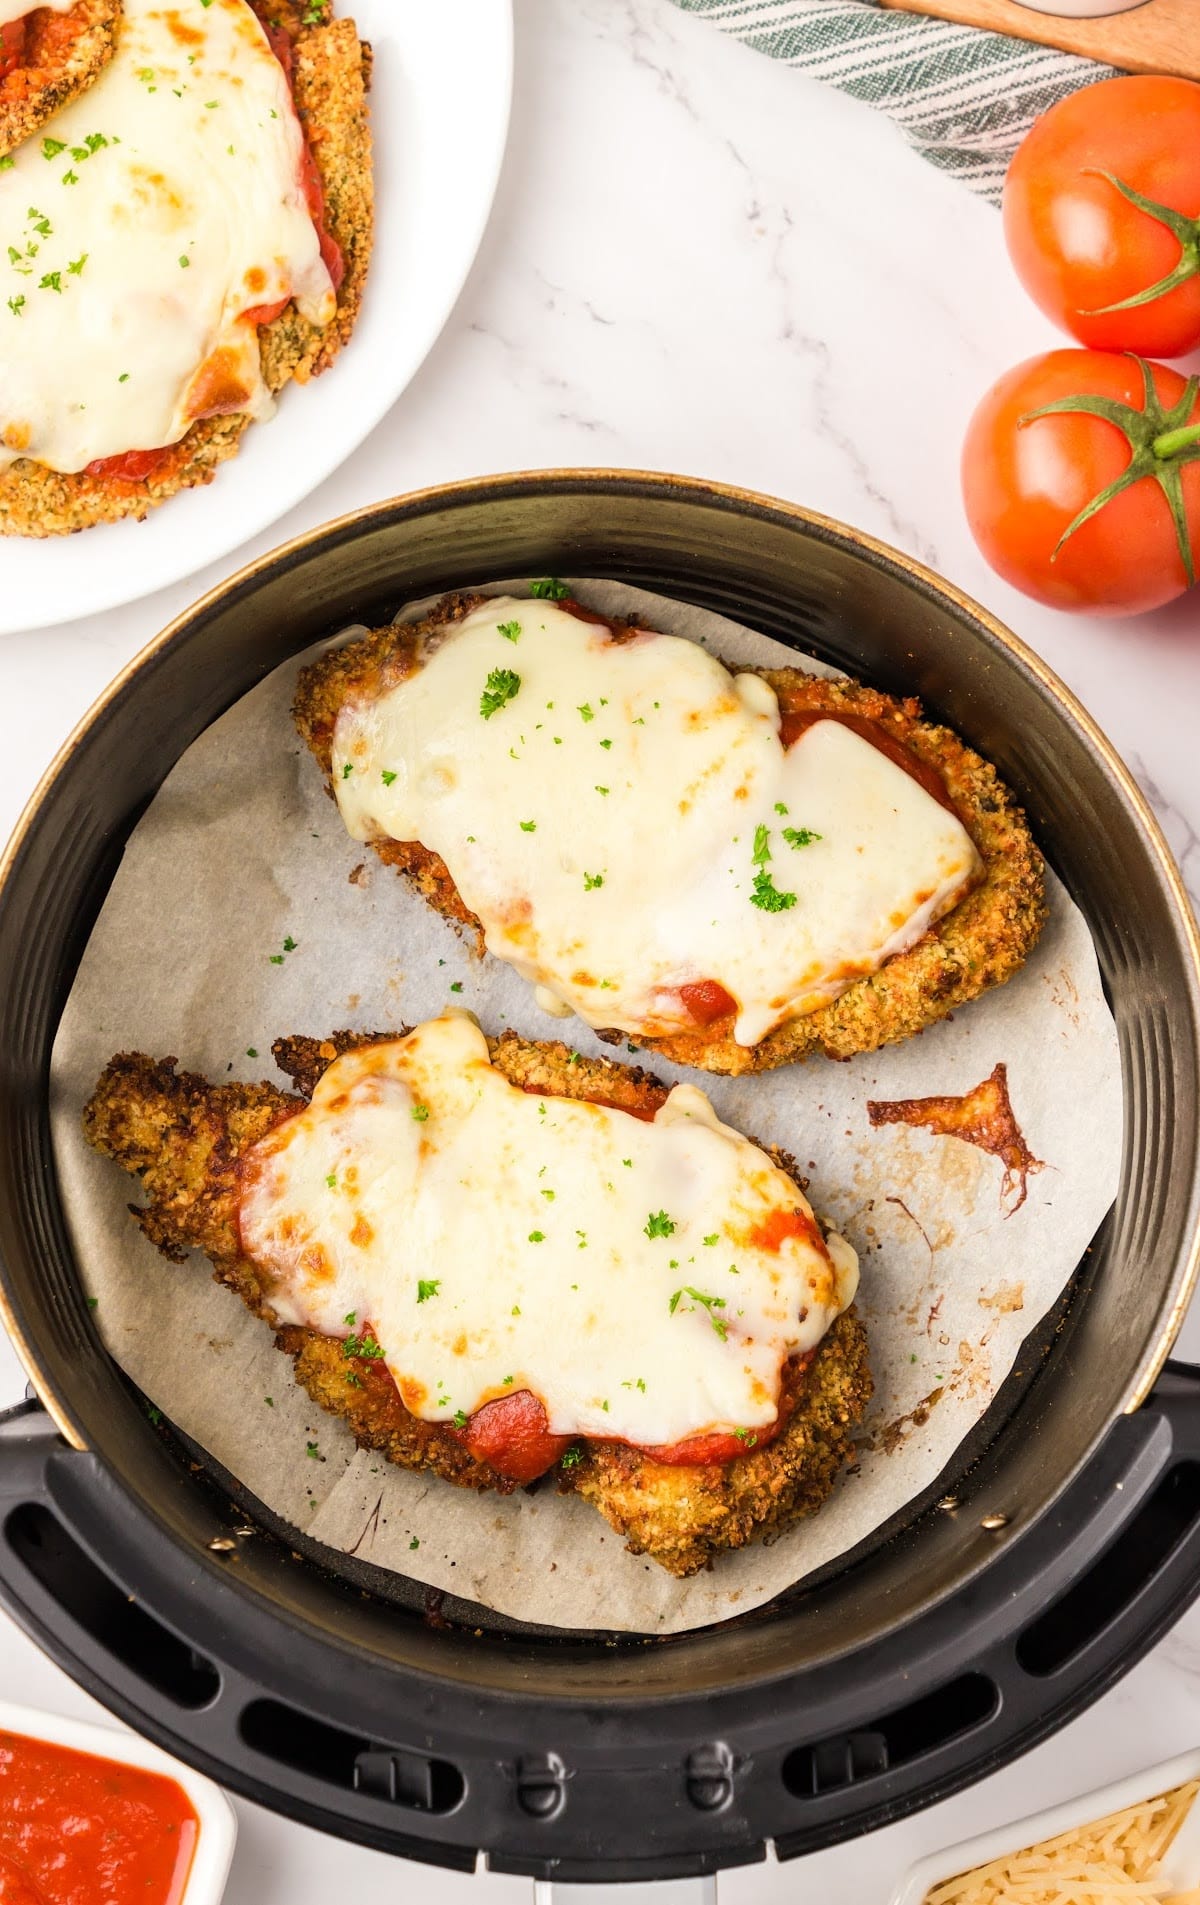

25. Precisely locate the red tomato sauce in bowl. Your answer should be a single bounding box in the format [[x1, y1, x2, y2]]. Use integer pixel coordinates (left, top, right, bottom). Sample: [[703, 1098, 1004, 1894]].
[[0, 1730, 199, 1905]]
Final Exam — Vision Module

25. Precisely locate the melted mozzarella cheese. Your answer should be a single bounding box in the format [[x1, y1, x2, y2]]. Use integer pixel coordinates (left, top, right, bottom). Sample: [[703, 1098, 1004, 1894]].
[[0, 0, 335, 474], [0, 0, 73, 27], [238, 1015, 859, 1446], [333, 598, 983, 1048]]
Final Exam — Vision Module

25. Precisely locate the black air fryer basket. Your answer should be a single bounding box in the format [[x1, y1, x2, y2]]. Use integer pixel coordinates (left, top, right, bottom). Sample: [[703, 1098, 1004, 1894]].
[[1, 474, 1198, 1882]]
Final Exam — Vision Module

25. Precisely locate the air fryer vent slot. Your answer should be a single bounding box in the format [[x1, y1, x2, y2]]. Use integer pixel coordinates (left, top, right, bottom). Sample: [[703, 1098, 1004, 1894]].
[[781, 1672, 997, 1797], [1017, 1460, 1200, 1678], [3, 1503, 219, 1710], [239, 1699, 464, 1814]]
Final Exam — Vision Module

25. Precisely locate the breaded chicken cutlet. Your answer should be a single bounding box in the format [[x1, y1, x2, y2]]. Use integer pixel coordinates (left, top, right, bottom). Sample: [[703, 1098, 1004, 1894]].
[[293, 591, 1046, 1076], [0, 0, 372, 537], [84, 1024, 872, 1579], [0, 0, 121, 157]]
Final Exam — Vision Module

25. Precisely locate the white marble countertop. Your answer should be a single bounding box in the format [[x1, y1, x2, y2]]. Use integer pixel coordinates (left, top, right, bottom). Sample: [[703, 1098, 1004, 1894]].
[[2, 0, 1199, 1900]]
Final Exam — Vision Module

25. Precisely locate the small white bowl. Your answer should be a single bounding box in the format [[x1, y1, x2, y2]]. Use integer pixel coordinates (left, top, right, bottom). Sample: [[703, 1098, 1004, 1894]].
[[0, 1698, 237, 1905], [893, 1747, 1200, 1905], [1012, 1, 1149, 15]]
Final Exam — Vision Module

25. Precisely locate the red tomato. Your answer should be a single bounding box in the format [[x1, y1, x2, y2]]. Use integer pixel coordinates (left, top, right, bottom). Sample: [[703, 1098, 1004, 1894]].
[[961, 349, 1200, 617], [1004, 77, 1200, 359]]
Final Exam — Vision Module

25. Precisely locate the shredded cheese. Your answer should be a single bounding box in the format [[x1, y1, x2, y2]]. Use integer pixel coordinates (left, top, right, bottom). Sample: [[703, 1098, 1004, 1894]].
[[926, 1781, 1200, 1905]]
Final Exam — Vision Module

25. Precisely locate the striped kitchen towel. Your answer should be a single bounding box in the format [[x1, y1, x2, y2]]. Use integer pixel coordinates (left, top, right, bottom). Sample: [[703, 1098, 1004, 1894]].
[[664, 0, 1120, 201]]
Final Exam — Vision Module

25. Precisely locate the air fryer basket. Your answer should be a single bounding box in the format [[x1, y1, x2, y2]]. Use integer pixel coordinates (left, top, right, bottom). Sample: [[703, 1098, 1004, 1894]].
[[1, 473, 1199, 1881]]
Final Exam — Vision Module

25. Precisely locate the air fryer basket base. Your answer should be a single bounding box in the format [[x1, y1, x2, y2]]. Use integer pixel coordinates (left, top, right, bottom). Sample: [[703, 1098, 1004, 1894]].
[[4, 1372, 1200, 1879], [0, 475, 1198, 1874]]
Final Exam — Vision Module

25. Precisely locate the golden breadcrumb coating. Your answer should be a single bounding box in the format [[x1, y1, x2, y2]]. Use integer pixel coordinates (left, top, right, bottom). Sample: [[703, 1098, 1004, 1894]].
[[293, 594, 1047, 1075], [83, 1027, 871, 1577], [0, 5, 372, 537]]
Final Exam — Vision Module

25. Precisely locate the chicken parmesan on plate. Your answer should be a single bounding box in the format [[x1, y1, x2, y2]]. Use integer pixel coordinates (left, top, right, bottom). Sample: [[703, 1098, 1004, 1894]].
[[84, 1012, 870, 1577], [294, 589, 1046, 1075], [0, 0, 371, 535]]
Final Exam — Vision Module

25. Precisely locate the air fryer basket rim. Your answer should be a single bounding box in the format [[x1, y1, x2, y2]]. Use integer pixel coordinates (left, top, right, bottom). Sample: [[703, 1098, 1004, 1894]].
[[1, 467, 1198, 1691]]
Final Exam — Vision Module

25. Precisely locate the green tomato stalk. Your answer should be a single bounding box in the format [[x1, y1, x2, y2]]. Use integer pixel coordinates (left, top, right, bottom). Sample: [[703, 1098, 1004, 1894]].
[[1020, 355, 1200, 583]]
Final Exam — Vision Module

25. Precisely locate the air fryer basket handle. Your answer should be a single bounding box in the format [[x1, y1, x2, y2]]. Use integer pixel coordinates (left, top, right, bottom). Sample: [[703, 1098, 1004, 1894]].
[[3, 1370, 1200, 1880]]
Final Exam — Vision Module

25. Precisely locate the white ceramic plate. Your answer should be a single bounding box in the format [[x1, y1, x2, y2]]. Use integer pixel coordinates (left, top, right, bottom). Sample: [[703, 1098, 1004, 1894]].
[[0, 0, 513, 637], [893, 1747, 1200, 1905], [0, 1697, 237, 1903]]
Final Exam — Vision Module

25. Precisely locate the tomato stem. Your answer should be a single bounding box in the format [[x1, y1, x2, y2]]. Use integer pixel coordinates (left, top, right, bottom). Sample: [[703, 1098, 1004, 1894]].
[[1154, 421, 1200, 460], [1020, 356, 1200, 586], [1082, 171, 1200, 316]]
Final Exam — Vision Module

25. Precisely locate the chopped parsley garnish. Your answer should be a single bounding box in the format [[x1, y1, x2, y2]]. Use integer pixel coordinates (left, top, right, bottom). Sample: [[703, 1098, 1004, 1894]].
[[703, 1233, 719, 1246], [512, 1304, 521, 1315], [62, 170, 78, 185], [775, 802, 788, 815], [146, 1406, 163, 1426], [529, 577, 569, 599], [325, 1172, 337, 1189], [343, 1332, 385, 1360], [750, 870, 797, 912], [560, 1446, 582, 1468], [118, 371, 129, 382], [39, 271, 62, 293], [645, 1210, 676, 1240], [541, 1188, 555, 1202], [7, 295, 24, 316], [283, 935, 296, 952], [733, 1428, 758, 1446], [577, 703, 594, 723], [453, 1409, 469, 1429], [178, 254, 190, 269], [381, 769, 397, 786], [668, 1287, 729, 1339], [0, 157, 13, 172], [497, 620, 521, 642], [410, 1103, 430, 1123], [747, 823, 798, 908], [519, 819, 537, 832], [595, 785, 609, 796], [85, 1295, 98, 1311], [599, 737, 613, 749], [67, 253, 87, 275], [344, 1311, 357, 1326], [782, 826, 822, 849], [246, 1047, 258, 1058], [409, 1535, 420, 1549], [621, 1158, 632, 1168], [583, 870, 604, 890], [42, 138, 66, 160], [265, 1395, 273, 1406], [480, 667, 521, 719], [450, 981, 463, 993], [528, 1230, 545, 1244], [503, 1374, 514, 1386], [341, 761, 354, 778], [417, 1279, 440, 1303], [306, 1442, 320, 1459]]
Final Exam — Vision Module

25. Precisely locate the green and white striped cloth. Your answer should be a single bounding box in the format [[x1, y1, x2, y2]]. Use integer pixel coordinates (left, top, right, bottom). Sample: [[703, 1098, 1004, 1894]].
[[665, 0, 1120, 201]]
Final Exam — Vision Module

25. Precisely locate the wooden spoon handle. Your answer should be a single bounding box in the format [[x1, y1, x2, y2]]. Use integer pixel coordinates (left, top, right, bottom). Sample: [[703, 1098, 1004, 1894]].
[[876, 0, 1200, 81]]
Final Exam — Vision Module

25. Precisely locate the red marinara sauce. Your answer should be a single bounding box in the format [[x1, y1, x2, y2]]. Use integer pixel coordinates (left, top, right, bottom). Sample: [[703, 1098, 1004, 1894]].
[[0, 1731, 199, 1905]]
